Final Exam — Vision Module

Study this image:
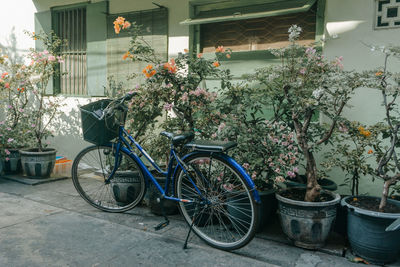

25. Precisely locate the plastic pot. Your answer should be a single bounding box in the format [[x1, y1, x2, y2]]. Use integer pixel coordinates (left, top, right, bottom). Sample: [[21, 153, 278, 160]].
[[341, 196, 400, 265]]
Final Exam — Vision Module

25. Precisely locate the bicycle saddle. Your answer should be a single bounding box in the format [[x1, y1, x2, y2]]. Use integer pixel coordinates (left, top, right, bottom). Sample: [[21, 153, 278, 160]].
[[184, 140, 237, 152], [160, 131, 194, 145]]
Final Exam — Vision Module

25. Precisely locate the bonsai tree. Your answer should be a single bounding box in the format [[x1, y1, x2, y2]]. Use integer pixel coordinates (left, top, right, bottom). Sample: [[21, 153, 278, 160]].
[[367, 45, 400, 211], [322, 121, 380, 196], [250, 25, 363, 201]]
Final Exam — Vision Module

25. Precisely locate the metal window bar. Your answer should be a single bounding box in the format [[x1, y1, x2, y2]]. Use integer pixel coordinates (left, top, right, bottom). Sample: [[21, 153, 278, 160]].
[[55, 7, 87, 95]]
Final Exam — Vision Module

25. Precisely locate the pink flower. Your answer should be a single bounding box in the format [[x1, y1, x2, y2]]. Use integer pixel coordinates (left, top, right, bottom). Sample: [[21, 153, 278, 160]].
[[293, 167, 299, 173], [274, 168, 281, 174], [43, 50, 49, 55], [48, 55, 56, 61], [163, 103, 174, 111], [218, 122, 226, 132], [211, 133, 217, 139], [181, 92, 188, 102], [299, 68, 306, 75], [5, 157, 9, 161], [223, 183, 234, 192], [5, 149, 10, 155], [251, 172, 257, 180], [287, 171, 296, 178], [7, 138, 14, 143]]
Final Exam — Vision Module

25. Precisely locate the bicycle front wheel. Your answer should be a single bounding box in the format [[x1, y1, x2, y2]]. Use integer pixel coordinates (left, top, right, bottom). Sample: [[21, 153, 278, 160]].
[[175, 152, 258, 250], [72, 145, 146, 212]]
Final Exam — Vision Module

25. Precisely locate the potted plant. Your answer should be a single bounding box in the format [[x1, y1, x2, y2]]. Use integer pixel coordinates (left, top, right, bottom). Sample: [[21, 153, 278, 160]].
[[18, 31, 65, 178], [214, 81, 300, 231], [340, 46, 400, 265], [0, 54, 35, 174], [250, 25, 363, 248]]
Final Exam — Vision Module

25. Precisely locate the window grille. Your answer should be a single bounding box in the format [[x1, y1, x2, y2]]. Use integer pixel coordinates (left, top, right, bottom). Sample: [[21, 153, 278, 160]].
[[375, 0, 400, 29], [200, 5, 316, 53], [53, 7, 87, 95]]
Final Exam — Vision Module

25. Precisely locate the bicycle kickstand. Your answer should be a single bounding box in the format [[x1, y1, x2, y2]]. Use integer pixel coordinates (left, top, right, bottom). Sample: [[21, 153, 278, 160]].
[[183, 201, 200, 250], [154, 197, 170, 231]]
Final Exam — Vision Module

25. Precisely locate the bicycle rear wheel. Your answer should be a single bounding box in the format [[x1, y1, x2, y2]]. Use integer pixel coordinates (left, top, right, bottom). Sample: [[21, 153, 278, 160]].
[[72, 145, 146, 212], [175, 152, 258, 250]]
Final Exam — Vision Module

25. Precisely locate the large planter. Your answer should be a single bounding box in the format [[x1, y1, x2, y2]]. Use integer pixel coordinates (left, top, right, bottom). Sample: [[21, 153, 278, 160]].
[[276, 188, 340, 249], [110, 170, 143, 205], [20, 148, 57, 179], [341, 196, 400, 265], [4, 148, 23, 175]]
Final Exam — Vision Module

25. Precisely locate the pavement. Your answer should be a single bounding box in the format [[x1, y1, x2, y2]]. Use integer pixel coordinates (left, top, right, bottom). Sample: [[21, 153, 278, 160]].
[[0, 175, 399, 267]]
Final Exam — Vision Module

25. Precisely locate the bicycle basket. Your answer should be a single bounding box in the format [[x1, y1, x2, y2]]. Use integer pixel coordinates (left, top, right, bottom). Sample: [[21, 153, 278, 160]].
[[80, 99, 126, 145]]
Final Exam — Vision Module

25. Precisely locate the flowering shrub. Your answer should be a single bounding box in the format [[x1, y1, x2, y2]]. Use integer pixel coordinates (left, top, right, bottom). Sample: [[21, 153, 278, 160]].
[[322, 121, 382, 196], [113, 17, 231, 162], [363, 45, 400, 211], [249, 25, 364, 201], [215, 83, 299, 190], [23, 31, 65, 151], [0, 50, 36, 156]]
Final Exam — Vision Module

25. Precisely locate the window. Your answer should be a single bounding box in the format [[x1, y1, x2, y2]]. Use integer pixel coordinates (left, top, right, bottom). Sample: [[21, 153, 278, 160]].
[[200, 7, 316, 53], [53, 7, 87, 95]]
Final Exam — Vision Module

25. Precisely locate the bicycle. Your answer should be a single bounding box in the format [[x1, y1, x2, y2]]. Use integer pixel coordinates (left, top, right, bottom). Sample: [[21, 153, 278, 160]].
[[72, 93, 261, 250]]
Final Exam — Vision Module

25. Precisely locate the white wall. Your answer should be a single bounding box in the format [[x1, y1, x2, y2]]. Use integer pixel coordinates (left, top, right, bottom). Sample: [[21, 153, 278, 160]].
[[1, 0, 37, 61]]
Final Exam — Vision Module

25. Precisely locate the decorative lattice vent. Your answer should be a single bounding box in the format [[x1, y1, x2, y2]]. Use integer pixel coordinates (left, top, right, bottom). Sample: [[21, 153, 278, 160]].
[[375, 0, 400, 29]]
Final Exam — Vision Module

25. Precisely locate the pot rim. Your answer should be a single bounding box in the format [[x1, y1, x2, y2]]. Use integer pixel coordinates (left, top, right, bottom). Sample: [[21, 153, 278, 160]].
[[20, 148, 57, 155], [341, 196, 400, 219], [275, 187, 340, 207]]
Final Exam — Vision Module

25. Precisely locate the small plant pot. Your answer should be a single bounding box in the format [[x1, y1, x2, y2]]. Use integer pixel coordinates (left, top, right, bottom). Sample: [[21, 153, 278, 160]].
[[20, 148, 57, 179], [0, 158, 5, 175], [4, 148, 23, 175], [341, 196, 400, 265], [146, 177, 179, 216], [110, 170, 143, 205], [276, 187, 340, 249]]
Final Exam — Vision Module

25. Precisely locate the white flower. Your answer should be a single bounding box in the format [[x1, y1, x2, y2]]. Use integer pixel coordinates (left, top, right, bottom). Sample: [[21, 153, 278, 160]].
[[288, 25, 302, 42], [312, 88, 324, 99]]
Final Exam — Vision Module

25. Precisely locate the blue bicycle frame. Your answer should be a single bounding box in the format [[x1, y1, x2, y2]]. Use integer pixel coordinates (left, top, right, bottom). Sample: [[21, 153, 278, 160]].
[[107, 125, 261, 204]]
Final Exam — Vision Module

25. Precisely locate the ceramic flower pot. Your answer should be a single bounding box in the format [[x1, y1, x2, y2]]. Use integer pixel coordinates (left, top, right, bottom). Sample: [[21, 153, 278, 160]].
[[4, 148, 23, 174], [110, 170, 143, 205], [20, 148, 57, 179], [276, 187, 340, 249], [341, 196, 400, 265]]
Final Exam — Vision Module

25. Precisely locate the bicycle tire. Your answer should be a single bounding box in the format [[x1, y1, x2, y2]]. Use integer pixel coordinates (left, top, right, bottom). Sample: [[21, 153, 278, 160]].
[[175, 152, 259, 250], [72, 145, 146, 212]]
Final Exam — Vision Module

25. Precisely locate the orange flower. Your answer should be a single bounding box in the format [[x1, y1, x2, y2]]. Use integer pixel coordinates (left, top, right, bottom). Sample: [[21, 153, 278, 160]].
[[122, 21, 131, 29], [226, 54, 231, 59], [215, 46, 224, 53], [143, 65, 156, 78], [353, 197, 358, 201], [4, 83, 10, 88], [197, 53, 203, 58], [184, 49, 189, 53], [113, 16, 129, 34], [213, 61, 220, 67], [122, 51, 132, 60], [375, 71, 383, 76], [17, 87, 25, 93], [363, 130, 371, 137], [368, 149, 373, 154], [163, 58, 177, 73], [1, 72, 8, 79]]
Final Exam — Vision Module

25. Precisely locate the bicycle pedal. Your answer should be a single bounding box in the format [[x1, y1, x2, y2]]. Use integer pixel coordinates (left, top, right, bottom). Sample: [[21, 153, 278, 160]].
[[154, 220, 169, 231]]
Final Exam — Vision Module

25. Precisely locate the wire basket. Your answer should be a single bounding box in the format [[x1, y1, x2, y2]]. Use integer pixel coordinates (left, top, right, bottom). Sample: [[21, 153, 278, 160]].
[[80, 99, 127, 145]]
